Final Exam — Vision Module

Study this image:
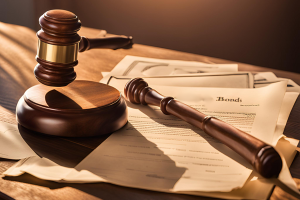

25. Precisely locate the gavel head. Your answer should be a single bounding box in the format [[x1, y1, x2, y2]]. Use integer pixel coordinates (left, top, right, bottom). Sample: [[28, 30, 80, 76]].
[[34, 9, 81, 87], [124, 78, 151, 104]]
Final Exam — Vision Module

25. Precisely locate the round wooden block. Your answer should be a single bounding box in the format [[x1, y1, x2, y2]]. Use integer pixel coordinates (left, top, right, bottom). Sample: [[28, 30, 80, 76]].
[[16, 80, 128, 137]]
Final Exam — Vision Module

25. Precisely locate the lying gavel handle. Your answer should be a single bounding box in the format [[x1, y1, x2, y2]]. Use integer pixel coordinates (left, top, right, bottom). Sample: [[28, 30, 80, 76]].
[[124, 78, 282, 178], [79, 36, 133, 52]]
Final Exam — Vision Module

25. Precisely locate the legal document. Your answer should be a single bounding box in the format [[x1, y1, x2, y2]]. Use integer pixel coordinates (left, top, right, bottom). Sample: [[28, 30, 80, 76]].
[[254, 72, 300, 93], [107, 55, 238, 76], [0, 121, 37, 159], [73, 80, 287, 191], [100, 56, 246, 88], [105, 72, 254, 88], [3, 80, 299, 199]]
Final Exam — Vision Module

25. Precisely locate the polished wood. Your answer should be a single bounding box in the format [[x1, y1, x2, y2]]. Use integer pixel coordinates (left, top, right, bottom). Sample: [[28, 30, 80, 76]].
[[26, 81, 120, 109], [124, 78, 282, 178], [35, 9, 81, 86], [35, 9, 133, 86], [18, 9, 129, 137], [16, 80, 127, 137], [79, 36, 133, 52], [0, 22, 300, 199]]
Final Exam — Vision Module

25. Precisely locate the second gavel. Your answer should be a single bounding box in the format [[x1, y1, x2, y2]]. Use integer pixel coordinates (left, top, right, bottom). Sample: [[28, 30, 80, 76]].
[[124, 78, 283, 178]]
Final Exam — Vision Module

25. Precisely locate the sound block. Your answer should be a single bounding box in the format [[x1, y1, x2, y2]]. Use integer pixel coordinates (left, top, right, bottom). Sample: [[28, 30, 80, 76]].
[[16, 80, 128, 137]]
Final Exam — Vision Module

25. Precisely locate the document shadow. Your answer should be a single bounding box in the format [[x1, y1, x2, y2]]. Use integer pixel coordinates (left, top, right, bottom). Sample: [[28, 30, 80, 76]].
[[17, 124, 108, 168], [75, 122, 187, 191], [6, 123, 190, 199], [206, 139, 252, 170]]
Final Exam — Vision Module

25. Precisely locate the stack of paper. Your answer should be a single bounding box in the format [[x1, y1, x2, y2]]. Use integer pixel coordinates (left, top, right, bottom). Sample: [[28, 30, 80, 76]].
[[1, 56, 300, 199]]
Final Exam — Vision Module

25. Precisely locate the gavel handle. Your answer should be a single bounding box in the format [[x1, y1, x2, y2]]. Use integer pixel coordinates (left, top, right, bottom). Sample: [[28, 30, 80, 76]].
[[79, 36, 133, 52], [124, 78, 282, 178]]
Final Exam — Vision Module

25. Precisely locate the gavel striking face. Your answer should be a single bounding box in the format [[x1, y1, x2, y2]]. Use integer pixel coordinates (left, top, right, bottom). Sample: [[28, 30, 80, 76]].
[[34, 10, 132, 87]]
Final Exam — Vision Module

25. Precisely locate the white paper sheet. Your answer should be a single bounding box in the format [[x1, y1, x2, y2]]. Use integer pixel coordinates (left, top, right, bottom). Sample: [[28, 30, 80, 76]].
[[101, 55, 254, 89], [105, 73, 254, 88], [108, 55, 238, 76]]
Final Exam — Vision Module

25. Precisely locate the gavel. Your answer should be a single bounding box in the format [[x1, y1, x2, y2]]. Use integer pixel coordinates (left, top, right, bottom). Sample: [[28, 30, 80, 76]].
[[124, 78, 283, 178], [17, 9, 282, 178], [16, 10, 129, 137], [35, 9, 132, 87]]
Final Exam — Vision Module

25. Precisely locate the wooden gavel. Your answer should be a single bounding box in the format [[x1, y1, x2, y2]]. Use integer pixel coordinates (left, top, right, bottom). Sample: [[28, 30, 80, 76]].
[[124, 78, 283, 178], [35, 9, 132, 87], [16, 9, 129, 137]]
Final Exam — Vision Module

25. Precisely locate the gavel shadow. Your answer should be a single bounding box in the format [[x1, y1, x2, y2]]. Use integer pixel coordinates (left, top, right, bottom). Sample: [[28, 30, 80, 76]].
[[3, 124, 95, 190], [3, 89, 109, 188], [5, 120, 188, 199], [14, 89, 109, 168], [4, 122, 116, 192], [45, 90, 83, 109], [126, 101, 252, 171], [17, 125, 105, 167]]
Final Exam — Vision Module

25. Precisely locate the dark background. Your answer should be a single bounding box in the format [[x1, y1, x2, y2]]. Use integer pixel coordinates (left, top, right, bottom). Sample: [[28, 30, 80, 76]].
[[0, 0, 299, 73]]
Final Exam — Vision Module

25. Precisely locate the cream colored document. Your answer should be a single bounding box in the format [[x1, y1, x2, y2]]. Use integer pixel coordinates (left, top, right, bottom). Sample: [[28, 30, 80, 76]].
[[3, 82, 299, 199], [101, 56, 246, 88], [254, 72, 278, 82], [104, 72, 254, 89], [254, 72, 300, 93], [107, 55, 238, 76]]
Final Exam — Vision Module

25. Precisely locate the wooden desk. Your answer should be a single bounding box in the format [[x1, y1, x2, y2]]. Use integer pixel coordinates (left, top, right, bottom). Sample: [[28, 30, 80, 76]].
[[0, 22, 300, 200]]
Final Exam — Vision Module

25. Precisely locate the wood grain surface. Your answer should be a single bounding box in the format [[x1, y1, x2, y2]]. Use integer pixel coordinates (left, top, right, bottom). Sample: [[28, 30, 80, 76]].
[[0, 21, 300, 200]]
